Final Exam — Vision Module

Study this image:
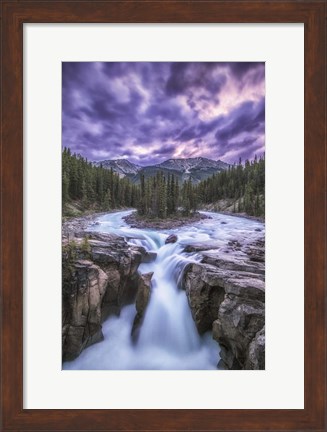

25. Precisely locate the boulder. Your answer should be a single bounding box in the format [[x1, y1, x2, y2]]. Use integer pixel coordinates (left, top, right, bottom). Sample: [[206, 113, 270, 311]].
[[165, 234, 178, 244]]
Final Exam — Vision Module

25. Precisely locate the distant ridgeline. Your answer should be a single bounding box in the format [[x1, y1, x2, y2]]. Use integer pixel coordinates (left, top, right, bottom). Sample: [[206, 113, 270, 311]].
[[62, 148, 265, 218]]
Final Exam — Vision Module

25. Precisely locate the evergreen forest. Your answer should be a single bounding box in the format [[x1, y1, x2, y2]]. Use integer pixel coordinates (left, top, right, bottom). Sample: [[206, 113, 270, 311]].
[[62, 148, 140, 216], [62, 149, 265, 218]]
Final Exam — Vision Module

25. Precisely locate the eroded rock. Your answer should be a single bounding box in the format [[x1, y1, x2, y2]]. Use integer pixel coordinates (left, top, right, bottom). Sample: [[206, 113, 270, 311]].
[[182, 235, 265, 370], [62, 260, 108, 361], [182, 262, 225, 333], [182, 241, 222, 253], [131, 272, 153, 341], [213, 296, 264, 369], [245, 326, 265, 369], [62, 232, 144, 361]]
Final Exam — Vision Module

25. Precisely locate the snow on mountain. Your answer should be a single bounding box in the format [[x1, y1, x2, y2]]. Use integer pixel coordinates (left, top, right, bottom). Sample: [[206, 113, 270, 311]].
[[156, 157, 229, 172], [93, 157, 229, 183], [92, 159, 141, 177]]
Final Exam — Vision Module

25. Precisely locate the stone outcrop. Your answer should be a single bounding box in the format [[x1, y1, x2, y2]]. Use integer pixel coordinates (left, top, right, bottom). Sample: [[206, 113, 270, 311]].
[[244, 326, 265, 369], [212, 293, 265, 370], [182, 262, 225, 333], [131, 245, 157, 263], [62, 260, 108, 361], [62, 232, 147, 361], [182, 241, 222, 253], [131, 272, 153, 341], [182, 236, 265, 370]]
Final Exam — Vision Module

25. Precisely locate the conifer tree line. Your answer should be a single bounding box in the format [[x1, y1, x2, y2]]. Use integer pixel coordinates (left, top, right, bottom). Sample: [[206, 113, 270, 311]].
[[62, 148, 140, 212], [137, 156, 265, 218], [196, 155, 265, 216], [62, 149, 265, 218], [137, 171, 197, 218]]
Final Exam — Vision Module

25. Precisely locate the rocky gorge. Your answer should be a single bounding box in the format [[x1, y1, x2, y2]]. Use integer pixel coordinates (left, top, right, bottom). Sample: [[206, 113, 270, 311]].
[[62, 230, 155, 361], [182, 237, 265, 369], [62, 210, 265, 369]]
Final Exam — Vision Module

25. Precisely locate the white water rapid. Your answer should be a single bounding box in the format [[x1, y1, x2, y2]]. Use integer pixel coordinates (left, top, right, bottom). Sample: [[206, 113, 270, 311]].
[[63, 210, 264, 370]]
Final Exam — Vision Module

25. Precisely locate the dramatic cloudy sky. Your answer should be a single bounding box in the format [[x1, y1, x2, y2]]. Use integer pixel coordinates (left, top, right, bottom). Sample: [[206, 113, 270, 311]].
[[62, 62, 265, 165]]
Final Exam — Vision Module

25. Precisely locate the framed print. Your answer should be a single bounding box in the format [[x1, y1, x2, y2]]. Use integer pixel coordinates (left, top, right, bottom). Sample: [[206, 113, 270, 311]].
[[1, 1, 326, 431], [61, 60, 266, 373]]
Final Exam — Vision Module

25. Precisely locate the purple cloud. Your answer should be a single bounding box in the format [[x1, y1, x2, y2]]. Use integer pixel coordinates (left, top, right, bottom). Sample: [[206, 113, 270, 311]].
[[62, 62, 265, 164], [215, 98, 265, 144]]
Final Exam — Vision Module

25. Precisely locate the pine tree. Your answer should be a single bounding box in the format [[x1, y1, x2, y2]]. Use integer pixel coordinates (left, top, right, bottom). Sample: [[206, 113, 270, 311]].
[[62, 149, 137, 214], [103, 189, 112, 210], [62, 172, 70, 204]]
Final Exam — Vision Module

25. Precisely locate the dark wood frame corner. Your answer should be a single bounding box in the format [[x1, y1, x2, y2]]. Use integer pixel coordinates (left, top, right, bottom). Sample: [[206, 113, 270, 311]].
[[1, 1, 326, 431]]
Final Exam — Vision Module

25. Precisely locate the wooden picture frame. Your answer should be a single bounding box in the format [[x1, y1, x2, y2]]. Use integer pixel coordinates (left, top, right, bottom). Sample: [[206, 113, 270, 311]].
[[1, 1, 325, 431]]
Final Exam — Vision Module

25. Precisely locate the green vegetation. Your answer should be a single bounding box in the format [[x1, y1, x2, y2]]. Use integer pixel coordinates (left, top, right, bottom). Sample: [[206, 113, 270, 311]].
[[81, 236, 92, 257], [136, 156, 265, 218], [62, 237, 92, 287], [196, 156, 265, 217], [62, 148, 140, 216], [62, 239, 78, 290], [62, 150, 265, 219], [137, 171, 197, 218], [62, 239, 77, 261]]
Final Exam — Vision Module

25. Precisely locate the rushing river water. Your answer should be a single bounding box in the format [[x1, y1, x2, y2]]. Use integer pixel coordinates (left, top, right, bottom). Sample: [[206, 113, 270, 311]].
[[63, 210, 264, 370]]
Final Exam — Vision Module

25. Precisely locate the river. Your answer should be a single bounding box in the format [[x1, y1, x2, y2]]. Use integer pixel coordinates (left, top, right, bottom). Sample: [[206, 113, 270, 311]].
[[63, 210, 264, 370]]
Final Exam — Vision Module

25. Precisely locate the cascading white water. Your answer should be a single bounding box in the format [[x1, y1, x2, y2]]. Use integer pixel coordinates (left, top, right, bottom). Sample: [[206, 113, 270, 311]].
[[136, 243, 201, 355], [63, 210, 264, 370]]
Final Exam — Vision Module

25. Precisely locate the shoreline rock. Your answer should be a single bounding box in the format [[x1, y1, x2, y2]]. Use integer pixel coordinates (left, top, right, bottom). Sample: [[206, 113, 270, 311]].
[[62, 212, 108, 238], [165, 234, 178, 244], [62, 208, 134, 238]]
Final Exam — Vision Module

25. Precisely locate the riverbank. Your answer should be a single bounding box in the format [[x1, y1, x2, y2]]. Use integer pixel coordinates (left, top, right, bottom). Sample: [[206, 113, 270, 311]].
[[201, 198, 265, 223], [62, 208, 133, 237], [208, 209, 265, 223], [62, 212, 106, 237], [123, 211, 211, 230], [62, 207, 264, 238]]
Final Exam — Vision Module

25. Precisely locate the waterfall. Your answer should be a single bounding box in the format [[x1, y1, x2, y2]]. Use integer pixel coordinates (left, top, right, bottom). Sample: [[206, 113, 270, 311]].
[[63, 209, 264, 370]]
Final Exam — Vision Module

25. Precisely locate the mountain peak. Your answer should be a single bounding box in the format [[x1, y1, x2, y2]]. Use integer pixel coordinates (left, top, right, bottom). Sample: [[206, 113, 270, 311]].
[[93, 159, 141, 177], [93, 156, 229, 183], [157, 157, 229, 172]]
